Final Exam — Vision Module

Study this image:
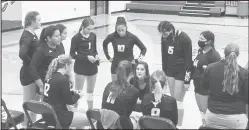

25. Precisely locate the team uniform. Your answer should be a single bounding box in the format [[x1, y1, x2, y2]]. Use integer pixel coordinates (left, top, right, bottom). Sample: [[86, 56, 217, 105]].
[[103, 31, 147, 74], [42, 72, 80, 128], [101, 82, 140, 117], [141, 93, 178, 126], [58, 42, 65, 54], [161, 30, 192, 84], [192, 49, 221, 95], [19, 30, 40, 86], [29, 43, 64, 83], [70, 32, 98, 76], [129, 77, 150, 101], [202, 60, 248, 129]]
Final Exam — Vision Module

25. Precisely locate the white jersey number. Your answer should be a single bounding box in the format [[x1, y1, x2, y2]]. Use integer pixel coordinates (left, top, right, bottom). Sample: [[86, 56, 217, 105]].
[[168, 46, 174, 54], [106, 92, 116, 104], [88, 42, 91, 50], [44, 83, 51, 97], [117, 45, 125, 52], [193, 59, 199, 68]]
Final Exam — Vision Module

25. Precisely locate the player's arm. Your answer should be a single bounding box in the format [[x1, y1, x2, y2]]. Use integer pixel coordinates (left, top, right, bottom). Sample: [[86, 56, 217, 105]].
[[171, 98, 178, 125], [92, 33, 98, 55], [134, 35, 147, 59], [29, 48, 45, 90], [103, 34, 112, 60], [183, 35, 193, 84], [19, 35, 32, 63], [101, 82, 112, 108], [61, 78, 80, 105], [127, 89, 140, 115], [161, 37, 167, 73]]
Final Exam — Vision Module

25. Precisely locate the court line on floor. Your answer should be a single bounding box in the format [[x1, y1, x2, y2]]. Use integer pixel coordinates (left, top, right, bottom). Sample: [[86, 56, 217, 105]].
[[130, 18, 248, 27]]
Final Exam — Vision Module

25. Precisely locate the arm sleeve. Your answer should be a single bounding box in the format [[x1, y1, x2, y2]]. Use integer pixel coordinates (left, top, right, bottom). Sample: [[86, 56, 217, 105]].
[[70, 37, 78, 59], [134, 35, 147, 56], [202, 65, 211, 92], [127, 90, 140, 115], [101, 83, 112, 108], [141, 94, 152, 115], [161, 37, 167, 73], [93, 34, 98, 55], [61, 79, 80, 105], [183, 35, 193, 84], [29, 49, 45, 81], [19, 35, 31, 63], [103, 35, 111, 60]]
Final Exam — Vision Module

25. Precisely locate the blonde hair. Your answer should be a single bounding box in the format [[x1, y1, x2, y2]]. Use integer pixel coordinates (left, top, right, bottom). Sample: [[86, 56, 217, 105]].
[[222, 43, 240, 95], [45, 54, 73, 82], [151, 70, 167, 102]]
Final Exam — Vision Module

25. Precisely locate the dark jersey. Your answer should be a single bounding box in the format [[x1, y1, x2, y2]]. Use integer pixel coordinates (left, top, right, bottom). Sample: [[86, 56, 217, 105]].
[[70, 32, 98, 63], [29, 43, 64, 82], [101, 82, 140, 117], [43, 72, 80, 111], [192, 49, 221, 80], [19, 30, 39, 66], [161, 30, 192, 83], [141, 93, 178, 126], [202, 60, 248, 114], [58, 42, 65, 54], [103, 31, 147, 61], [129, 77, 150, 100]]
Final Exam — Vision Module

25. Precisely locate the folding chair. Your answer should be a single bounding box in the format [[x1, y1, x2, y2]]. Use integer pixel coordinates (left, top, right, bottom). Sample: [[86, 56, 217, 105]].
[[22, 100, 63, 129], [139, 115, 176, 129], [198, 125, 222, 129], [1, 99, 24, 129], [86, 109, 122, 129]]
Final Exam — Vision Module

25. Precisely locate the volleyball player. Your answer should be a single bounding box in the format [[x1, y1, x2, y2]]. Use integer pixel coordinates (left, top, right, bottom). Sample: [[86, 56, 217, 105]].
[[70, 18, 99, 109], [159, 20, 192, 127], [142, 70, 178, 126], [29, 25, 63, 96], [192, 31, 221, 125], [202, 43, 248, 129], [19, 11, 41, 128], [101, 60, 140, 129], [103, 17, 147, 81], [42, 55, 91, 128], [56, 24, 67, 54]]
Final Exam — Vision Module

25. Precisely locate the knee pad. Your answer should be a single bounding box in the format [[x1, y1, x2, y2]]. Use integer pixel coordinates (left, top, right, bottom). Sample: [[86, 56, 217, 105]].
[[86, 93, 93, 101], [177, 101, 184, 109]]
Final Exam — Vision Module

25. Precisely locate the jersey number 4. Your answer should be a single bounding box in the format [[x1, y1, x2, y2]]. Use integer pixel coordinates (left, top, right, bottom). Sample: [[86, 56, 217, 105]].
[[44, 83, 51, 97], [168, 46, 174, 54], [117, 45, 125, 52]]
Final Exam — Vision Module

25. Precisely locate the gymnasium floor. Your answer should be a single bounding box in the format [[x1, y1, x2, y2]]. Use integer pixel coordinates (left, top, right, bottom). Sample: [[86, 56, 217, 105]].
[[2, 12, 248, 129]]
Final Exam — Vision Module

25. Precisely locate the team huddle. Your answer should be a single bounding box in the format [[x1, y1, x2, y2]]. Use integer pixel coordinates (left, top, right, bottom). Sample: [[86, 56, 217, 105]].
[[19, 11, 248, 129]]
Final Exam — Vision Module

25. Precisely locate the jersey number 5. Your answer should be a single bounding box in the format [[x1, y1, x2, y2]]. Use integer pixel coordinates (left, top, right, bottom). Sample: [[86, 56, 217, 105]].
[[168, 46, 174, 54], [117, 45, 125, 52], [44, 83, 51, 97]]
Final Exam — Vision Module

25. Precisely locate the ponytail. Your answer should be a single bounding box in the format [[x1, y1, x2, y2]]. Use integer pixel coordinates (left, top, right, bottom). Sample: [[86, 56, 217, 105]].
[[78, 26, 83, 33], [222, 52, 239, 95], [153, 81, 163, 103], [110, 60, 132, 100], [45, 58, 59, 82]]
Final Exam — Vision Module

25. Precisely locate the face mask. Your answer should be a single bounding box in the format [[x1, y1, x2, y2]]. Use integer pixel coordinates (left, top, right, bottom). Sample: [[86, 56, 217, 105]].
[[198, 41, 206, 49]]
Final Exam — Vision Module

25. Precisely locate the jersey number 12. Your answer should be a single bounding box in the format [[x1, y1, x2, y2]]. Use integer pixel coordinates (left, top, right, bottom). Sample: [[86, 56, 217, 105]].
[[44, 83, 51, 97], [117, 45, 125, 52]]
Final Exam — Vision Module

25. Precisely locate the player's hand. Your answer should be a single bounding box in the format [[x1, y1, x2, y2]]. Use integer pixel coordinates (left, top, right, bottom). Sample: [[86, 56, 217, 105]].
[[95, 55, 100, 61], [88, 56, 97, 63], [109, 58, 113, 62], [131, 59, 136, 64], [184, 84, 190, 91], [203, 65, 207, 70], [127, 73, 134, 82], [138, 55, 144, 61]]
